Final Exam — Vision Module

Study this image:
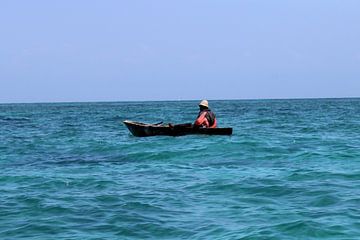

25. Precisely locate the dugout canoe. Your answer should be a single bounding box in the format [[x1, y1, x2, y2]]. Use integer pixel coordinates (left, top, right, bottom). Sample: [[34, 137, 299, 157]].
[[123, 120, 232, 137]]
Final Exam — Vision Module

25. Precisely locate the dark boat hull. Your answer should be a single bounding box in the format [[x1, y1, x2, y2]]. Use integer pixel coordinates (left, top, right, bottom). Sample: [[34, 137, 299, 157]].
[[123, 120, 232, 137]]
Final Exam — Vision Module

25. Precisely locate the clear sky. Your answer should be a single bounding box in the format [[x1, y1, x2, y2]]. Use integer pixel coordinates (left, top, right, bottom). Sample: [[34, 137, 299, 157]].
[[1, 0, 359, 103]]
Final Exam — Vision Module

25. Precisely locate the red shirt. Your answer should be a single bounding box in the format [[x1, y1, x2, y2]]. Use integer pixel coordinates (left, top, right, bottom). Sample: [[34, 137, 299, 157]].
[[194, 111, 217, 128]]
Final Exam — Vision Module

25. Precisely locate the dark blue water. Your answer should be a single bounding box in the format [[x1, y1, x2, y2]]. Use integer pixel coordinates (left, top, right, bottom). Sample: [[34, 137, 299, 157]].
[[1, 99, 360, 239]]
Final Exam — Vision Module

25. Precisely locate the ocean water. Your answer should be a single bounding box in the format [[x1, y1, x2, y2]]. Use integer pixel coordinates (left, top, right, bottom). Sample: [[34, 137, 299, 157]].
[[1, 99, 360, 239]]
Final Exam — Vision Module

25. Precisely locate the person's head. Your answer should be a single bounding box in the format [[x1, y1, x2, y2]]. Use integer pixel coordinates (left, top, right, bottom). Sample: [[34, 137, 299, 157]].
[[199, 100, 209, 110]]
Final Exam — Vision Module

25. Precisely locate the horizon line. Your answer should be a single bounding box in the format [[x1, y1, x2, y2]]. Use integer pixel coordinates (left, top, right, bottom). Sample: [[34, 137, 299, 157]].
[[0, 96, 359, 105]]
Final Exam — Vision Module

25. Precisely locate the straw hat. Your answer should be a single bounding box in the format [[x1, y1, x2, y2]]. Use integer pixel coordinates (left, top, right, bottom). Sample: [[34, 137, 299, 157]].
[[199, 100, 209, 108]]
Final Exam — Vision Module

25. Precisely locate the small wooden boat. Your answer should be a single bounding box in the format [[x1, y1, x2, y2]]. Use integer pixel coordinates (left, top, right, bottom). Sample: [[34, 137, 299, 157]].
[[123, 120, 232, 137]]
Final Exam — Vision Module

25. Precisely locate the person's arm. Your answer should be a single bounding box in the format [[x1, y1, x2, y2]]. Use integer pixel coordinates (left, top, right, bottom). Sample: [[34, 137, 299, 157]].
[[194, 112, 208, 127]]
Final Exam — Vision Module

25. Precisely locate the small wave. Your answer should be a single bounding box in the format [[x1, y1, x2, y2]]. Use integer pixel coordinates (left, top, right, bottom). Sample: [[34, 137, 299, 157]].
[[255, 119, 274, 124], [0, 116, 31, 122]]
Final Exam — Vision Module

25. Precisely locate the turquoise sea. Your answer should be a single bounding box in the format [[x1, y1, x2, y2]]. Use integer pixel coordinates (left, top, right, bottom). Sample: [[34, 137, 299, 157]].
[[1, 99, 360, 239]]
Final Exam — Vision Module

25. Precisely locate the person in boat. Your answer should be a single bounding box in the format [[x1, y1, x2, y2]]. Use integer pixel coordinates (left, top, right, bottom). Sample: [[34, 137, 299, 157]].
[[193, 100, 217, 128]]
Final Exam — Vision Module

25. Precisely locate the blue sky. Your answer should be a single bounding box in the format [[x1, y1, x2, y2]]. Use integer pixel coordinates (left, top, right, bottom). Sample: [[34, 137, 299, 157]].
[[1, 0, 359, 103]]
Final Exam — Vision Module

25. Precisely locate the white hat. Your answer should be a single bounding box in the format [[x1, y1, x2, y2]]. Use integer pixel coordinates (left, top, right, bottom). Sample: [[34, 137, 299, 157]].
[[199, 100, 209, 108]]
